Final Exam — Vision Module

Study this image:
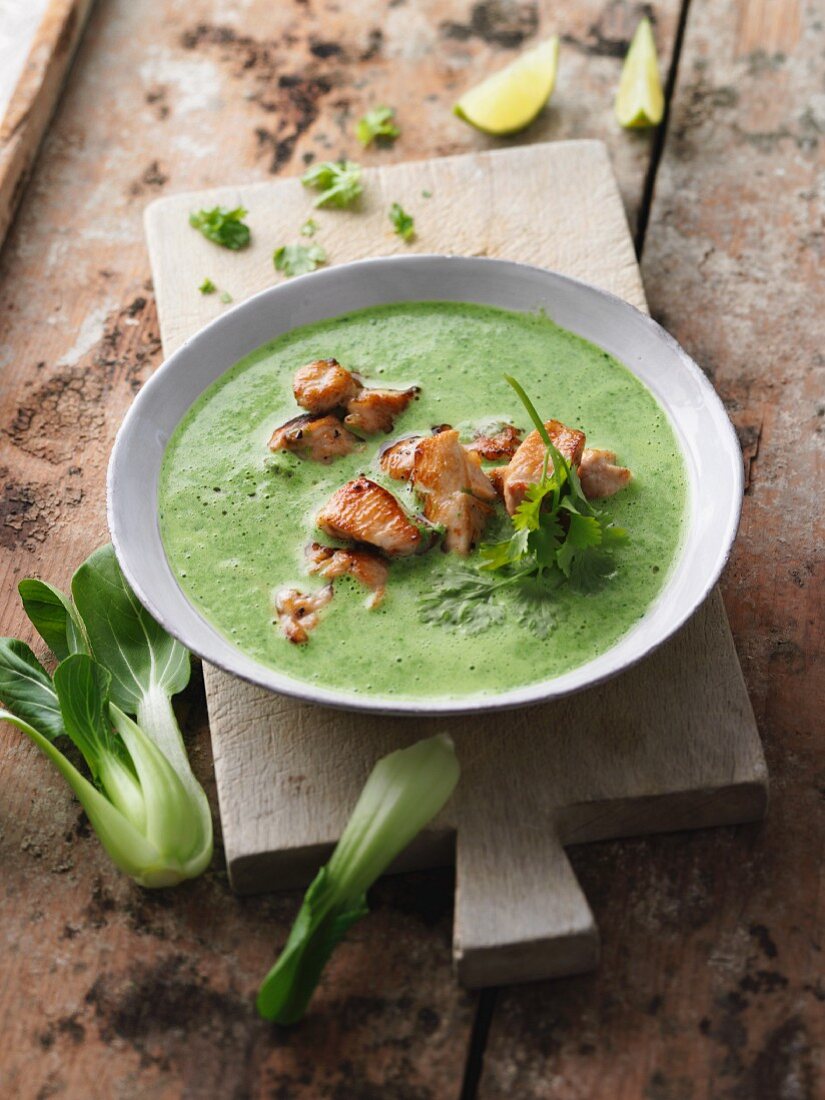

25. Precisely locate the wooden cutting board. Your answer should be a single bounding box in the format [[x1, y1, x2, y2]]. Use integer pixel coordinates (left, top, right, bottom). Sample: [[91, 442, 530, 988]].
[[144, 141, 767, 988]]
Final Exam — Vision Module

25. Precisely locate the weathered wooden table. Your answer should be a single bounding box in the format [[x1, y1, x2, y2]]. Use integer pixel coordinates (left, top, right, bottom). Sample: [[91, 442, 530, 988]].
[[0, 3, 821, 1097]]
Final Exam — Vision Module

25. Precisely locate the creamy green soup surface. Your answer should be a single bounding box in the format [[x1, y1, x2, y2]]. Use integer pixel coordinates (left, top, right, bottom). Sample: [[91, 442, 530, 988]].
[[159, 302, 687, 701]]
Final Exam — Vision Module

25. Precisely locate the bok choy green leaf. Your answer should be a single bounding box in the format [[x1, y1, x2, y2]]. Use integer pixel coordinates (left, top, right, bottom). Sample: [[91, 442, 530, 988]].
[[0, 545, 212, 887], [257, 733, 460, 1024]]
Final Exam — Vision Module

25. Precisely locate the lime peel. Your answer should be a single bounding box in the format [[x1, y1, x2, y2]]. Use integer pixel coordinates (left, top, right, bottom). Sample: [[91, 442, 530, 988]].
[[615, 17, 665, 129], [454, 36, 560, 136]]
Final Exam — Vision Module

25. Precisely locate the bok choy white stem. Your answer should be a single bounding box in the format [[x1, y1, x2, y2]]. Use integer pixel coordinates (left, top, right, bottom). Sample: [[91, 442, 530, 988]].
[[0, 544, 212, 887]]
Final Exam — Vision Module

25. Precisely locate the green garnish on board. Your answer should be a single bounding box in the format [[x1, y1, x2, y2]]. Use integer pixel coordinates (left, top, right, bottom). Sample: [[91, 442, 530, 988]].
[[418, 377, 628, 632], [273, 243, 328, 278], [389, 202, 415, 242], [189, 206, 251, 250], [356, 105, 400, 147], [300, 218, 318, 237], [301, 160, 363, 208], [198, 277, 216, 294]]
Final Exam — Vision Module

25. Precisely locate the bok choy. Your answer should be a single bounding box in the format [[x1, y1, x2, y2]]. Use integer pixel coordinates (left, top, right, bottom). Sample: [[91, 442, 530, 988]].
[[0, 544, 212, 887], [257, 733, 460, 1024]]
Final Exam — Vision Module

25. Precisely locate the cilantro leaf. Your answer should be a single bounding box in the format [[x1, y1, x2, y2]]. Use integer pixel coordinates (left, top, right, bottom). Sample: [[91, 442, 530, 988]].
[[418, 572, 506, 634], [219, 290, 233, 303], [513, 481, 555, 532], [301, 161, 363, 208], [555, 511, 602, 578], [356, 105, 400, 147], [300, 218, 318, 237], [198, 277, 216, 294], [189, 206, 251, 250], [389, 202, 415, 242], [273, 243, 327, 278], [511, 577, 561, 639], [478, 528, 528, 571]]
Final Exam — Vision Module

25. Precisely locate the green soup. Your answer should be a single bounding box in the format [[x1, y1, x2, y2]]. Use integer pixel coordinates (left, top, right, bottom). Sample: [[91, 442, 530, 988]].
[[159, 302, 687, 700]]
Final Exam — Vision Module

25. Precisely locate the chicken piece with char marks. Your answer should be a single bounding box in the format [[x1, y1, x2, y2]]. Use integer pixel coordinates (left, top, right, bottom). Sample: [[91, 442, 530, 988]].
[[345, 386, 419, 435], [293, 358, 362, 414], [578, 448, 632, 499], [306, 542, 389, 608], [274, 585, 333, 644], [268, 414, 361, 463], [411, 429, 497, 555], [501, 419, 586, 516], [316, 476, 435, 557], [466, 423, 522, 461]]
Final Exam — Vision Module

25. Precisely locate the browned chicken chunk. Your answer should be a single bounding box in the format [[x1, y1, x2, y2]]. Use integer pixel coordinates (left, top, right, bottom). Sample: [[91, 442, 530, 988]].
[[306, 542, 389, 608], [486, 465, 507, 499], [466, 423, 523, 461], [578, 448, 632, 499], [268, 414, 361, 463], [501, 419, 586, 516], [379, 434, 422, 480], [344, 386, 419, 435], [316, 476, 434, 557], [293, 358, 362, 414], [274, 584, 333, 644], [412, 429, 497, 555]]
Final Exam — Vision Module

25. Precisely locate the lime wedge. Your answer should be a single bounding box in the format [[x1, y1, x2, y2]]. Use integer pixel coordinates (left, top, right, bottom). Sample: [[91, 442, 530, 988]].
[[454, 36, 560, 136], [615, 18, 664, 129]]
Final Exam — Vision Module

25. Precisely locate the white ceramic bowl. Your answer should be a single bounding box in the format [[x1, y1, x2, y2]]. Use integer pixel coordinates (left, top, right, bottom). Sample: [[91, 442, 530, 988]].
[[108, 255, 742, 715]]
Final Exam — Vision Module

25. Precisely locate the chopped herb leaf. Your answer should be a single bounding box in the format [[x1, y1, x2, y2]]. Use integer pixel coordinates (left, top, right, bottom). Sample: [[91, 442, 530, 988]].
[[300, 218, 319, 237], [419, 571, 507, 634], [198, 277, 216, 294], [511, 577, 560, 639], [188, 206, 251, 250], [219, 290, 233, 303], [301, 161, 363, 208], [273, 242, 328, 278], [389, 202, 415, 242], [356, 105, 400, 147], [421, 189, 432, 199]]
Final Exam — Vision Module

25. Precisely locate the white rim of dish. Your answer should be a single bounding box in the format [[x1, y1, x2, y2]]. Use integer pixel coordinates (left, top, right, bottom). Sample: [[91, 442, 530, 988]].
[[108, 255, 743, 716]]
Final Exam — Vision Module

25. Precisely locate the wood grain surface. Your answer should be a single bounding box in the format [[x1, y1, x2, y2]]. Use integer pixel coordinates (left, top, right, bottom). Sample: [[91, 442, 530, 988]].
[[0, 1, 820, 1098], [146, 139, 765, 989]]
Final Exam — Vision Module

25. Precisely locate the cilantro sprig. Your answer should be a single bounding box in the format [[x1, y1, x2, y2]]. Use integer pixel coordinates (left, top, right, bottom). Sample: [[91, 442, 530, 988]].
[[356, 105, 400, 147], [301, 160, 363, 208], [480, 376, 628, 591], [417, 377, 628, 633], [189, 206, 251, 250]]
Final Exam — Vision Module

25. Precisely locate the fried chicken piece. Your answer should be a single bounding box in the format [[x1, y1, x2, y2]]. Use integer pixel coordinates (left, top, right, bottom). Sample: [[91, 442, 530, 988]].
[[268, 414, 361, 463], [379, 434, 422, 481], [316, 476, 434, 557], [486, 465, 507, 499], [501, 419, 586, 516], [306, 542, 389, 609], [274, 584, 333, 644], [578, 448, 632, 499], [293, 358, 362, 414], [412, 429, 497, 555], [466, 423, 523, 461], [344, 386, 419, 435]]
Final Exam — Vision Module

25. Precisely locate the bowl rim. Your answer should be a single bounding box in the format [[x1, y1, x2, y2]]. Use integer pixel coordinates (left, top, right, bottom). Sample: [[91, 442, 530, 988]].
[[108, 253, 743, 716]]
